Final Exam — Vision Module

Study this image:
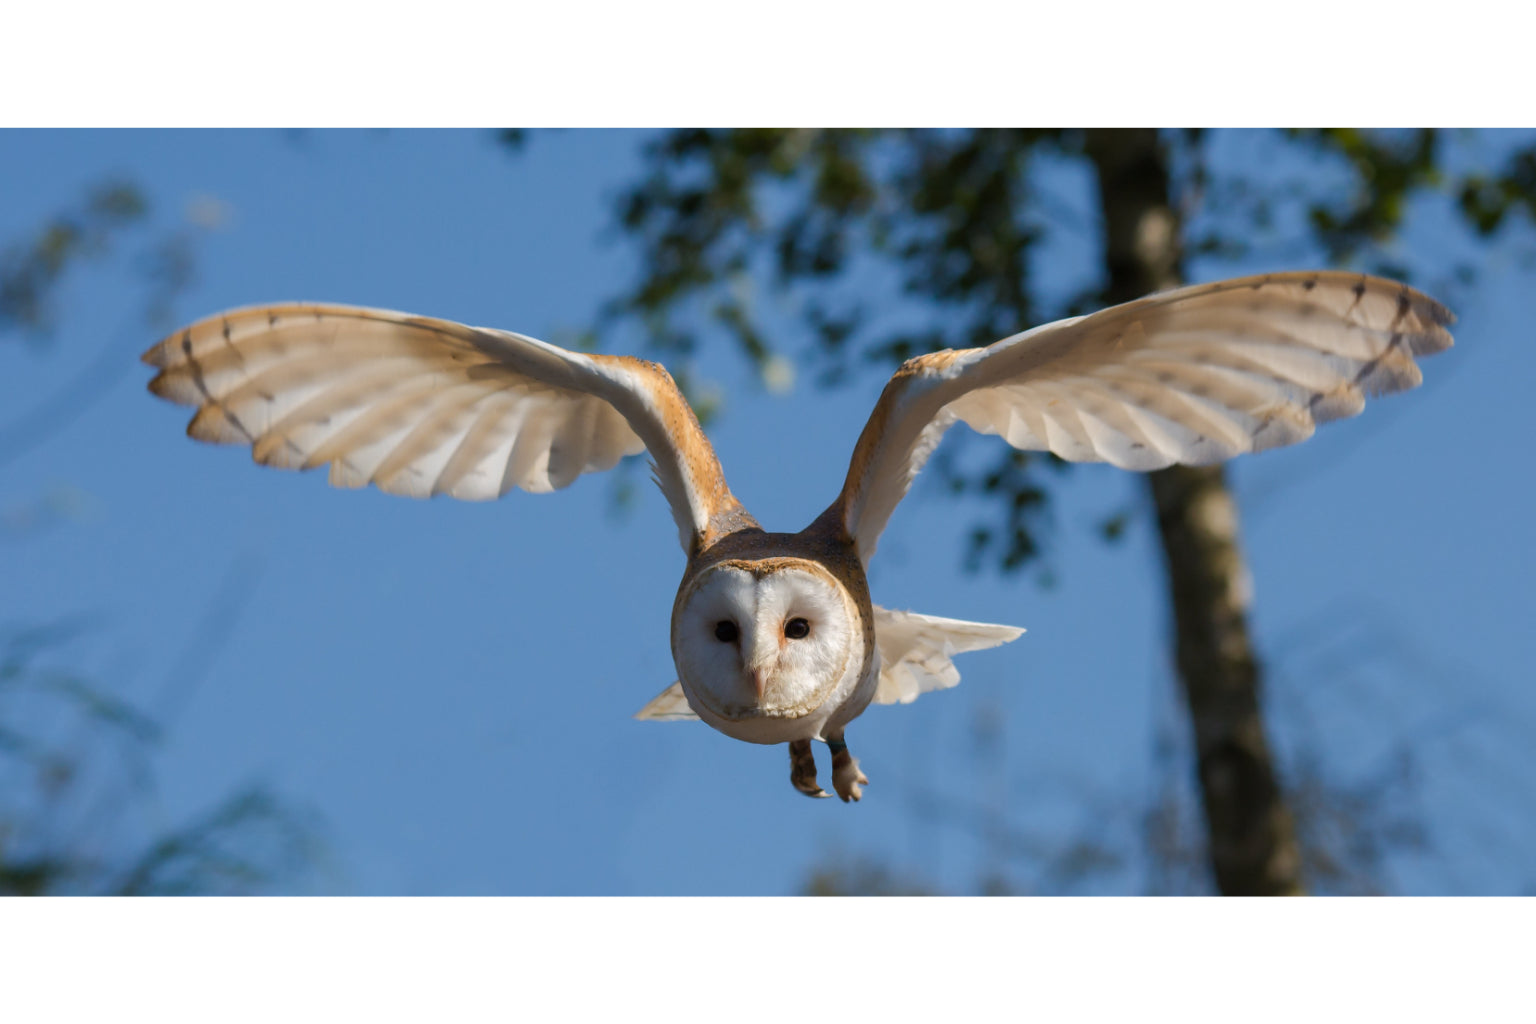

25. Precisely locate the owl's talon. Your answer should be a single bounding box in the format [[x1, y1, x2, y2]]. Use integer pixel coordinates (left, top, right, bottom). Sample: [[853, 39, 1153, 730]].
[[789, 739, 829, 798], [834, 772, 866, 802], [828, 734, 868, 802]]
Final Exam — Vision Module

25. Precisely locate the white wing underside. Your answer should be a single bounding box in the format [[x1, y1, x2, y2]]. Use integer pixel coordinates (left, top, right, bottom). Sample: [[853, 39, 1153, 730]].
[[835, 272, 1455, 563], [142, 304, 738, 553], [148, 275, 1453, 726], [633, 606, 1024, 719], [869, 607, 1024, 705], [633, 681, 698, 721]]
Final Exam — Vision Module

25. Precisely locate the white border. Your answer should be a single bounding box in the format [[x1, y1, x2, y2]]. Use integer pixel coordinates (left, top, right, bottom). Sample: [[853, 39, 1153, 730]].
[[3, 898, 1530, 1019], [1, 2, 1525, 126]]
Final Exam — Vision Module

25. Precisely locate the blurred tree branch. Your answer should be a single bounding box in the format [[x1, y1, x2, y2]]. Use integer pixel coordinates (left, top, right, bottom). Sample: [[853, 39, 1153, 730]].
[[1, 184, 319, 896]]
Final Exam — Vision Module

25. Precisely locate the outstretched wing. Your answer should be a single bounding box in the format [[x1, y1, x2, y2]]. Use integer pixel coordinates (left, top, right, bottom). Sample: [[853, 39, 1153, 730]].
[[143, 303, 745, 554], [871, 607, 1024, 706], [830, 272, 1455, 564]]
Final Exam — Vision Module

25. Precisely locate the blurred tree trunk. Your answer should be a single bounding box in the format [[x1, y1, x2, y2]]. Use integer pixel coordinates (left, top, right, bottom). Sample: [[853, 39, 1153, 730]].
[[1085, 129, 1304, 896]]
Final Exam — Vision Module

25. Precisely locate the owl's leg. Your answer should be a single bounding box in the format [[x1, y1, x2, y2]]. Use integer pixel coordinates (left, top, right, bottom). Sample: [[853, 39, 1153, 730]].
[[826, 730, 870, 803], [789, 739, 830, 798]]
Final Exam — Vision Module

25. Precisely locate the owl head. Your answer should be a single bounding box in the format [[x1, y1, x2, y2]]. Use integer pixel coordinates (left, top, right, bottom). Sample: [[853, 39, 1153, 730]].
[[671, 558, 858, 727]]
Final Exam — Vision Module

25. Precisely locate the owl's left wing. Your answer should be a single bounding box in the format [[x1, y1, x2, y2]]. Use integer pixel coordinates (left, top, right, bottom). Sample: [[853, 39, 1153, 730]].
[[828, 271, 1455, 565], [143, 303, 745, 554], [870, 607, 1024, 706]]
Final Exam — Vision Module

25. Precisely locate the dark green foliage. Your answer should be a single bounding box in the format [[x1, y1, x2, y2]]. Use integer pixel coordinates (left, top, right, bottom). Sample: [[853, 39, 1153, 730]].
[[1288, 128, 1445, 266], [0, 181, 147, 340], [609, 128, 1066, 369], [595, 129, 1076, 567], [1455, 143, 1536, 237]]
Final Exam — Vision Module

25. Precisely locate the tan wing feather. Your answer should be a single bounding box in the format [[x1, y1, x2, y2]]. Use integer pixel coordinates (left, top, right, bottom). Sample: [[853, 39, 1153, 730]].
[[831, 272, 1454, 563], [143, 303, 743, 553]]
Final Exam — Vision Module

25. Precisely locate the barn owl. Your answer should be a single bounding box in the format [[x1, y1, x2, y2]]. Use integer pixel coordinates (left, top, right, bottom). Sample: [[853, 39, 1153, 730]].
[[142, 271, 1453, 802]]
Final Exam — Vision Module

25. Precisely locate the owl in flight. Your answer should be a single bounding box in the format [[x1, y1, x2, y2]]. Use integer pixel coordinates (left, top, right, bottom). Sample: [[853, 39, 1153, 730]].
[[143, 271, 1452, 802]]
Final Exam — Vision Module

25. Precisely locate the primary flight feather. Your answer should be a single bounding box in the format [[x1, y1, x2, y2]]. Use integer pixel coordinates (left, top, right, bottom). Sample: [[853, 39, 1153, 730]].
[[143, 271, 1453, 802]]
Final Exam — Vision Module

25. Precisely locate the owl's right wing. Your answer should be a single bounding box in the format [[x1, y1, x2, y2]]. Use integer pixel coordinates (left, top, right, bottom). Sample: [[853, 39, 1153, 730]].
[[143, 303, 746, 555], [633, 681, 698, 721], [828, 271, 1455, 565]]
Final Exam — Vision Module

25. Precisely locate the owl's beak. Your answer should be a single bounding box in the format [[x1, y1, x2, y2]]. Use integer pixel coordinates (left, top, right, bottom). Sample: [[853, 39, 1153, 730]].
[[745, 647, 775, 701]]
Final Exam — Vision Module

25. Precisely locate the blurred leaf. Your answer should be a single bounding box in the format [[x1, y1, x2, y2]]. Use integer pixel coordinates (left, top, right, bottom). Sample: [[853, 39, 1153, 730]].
[[1099, 509, 1131, 544], [802, 856, 939, 896], [0, 180, 148, 340], [600, 129, 1076, 571]]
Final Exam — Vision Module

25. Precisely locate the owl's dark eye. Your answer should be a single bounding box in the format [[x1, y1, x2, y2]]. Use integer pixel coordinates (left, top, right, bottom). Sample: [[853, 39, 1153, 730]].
[[714, 620, 739, 643], [784, 618, 810, 640]]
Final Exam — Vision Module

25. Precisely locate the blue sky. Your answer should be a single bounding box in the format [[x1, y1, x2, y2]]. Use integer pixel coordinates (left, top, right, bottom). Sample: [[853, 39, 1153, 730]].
[[2, 129, 1533, 895]]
